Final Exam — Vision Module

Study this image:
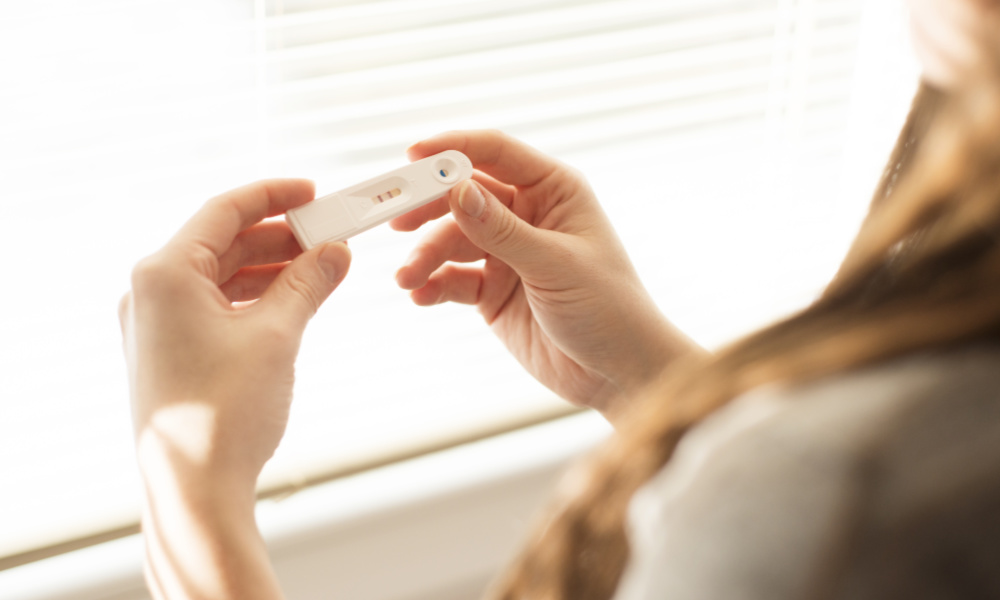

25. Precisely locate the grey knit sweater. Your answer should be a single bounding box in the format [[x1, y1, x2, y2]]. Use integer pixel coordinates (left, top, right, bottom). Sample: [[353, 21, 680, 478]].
[[614, 346, 1000, 600]]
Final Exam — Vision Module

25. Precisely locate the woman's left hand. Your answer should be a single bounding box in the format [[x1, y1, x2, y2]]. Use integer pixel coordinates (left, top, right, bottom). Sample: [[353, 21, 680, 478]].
[[119, 179, 350, 600], [119, 178, 351, 502], [120, 180, 351, 494]]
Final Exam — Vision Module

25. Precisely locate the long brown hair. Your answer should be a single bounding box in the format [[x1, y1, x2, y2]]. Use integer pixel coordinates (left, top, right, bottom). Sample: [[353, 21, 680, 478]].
[[491, 64, 1000, 600]]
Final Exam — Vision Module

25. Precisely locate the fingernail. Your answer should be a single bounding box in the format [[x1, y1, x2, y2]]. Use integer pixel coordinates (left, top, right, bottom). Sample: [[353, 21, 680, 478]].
[[318, 244, 343, 283], [406, 140, 427, 155], [458, 181, 486, 219]]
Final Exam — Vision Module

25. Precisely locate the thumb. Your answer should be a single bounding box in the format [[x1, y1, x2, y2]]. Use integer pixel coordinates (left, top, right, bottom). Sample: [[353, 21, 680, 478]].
[[257, 242, 351, 331], [450, 180, 551, 272]]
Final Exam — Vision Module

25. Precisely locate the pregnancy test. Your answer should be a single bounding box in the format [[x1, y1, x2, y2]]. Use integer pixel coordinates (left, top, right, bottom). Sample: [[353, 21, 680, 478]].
[[285, 150, 473, 249]]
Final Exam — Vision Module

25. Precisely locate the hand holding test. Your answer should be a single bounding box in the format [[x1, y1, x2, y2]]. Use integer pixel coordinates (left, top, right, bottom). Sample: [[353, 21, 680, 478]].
[[286, 150, 473, 249]]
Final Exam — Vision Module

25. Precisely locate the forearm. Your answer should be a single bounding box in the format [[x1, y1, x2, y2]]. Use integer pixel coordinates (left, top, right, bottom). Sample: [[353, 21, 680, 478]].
[[120, 178, 350, 600], [137, 429, 284, 600]]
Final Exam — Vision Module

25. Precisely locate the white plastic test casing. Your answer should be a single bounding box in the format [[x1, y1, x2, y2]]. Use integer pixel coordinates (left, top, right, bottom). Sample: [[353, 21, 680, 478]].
[[285, 150, 474, 250]]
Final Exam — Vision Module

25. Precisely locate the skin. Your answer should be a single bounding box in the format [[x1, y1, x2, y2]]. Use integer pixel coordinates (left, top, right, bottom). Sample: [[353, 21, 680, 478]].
[[120, 179, 351, 599], [908, 0, 999, 89], [393, 131, 703, 421], [121, 3, 999, 596]]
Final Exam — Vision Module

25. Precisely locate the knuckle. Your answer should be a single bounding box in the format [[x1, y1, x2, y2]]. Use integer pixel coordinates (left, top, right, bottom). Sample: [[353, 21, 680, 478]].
[[210, 191, 242, 215], [483, 128, 506, 142], [130, 249, 199, 298], [130, 254, 171, 292], [422, 239, 446, 262], [491, 208, 524, 250], [283, 270, 322, 314], [188, 243, 220, 282], [481, 129, 507, 162], [567, 164, 589, 185], [227, 233, 248, 264]]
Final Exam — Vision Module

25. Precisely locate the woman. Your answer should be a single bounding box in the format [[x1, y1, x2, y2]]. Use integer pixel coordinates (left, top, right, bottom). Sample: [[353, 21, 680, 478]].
[[119, 0, 1000, 598]]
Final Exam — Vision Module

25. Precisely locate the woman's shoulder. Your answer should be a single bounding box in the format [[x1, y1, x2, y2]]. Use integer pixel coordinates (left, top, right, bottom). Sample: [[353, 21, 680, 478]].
[[733, 342, 1000, 460], [615, 344, 1000, 600]]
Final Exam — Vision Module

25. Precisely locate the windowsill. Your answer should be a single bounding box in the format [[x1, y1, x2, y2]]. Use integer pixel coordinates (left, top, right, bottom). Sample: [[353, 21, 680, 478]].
[[2, 411, 612, 600]]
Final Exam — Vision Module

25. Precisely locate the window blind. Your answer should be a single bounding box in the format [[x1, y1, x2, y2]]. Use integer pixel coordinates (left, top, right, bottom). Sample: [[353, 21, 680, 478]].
[[0, 0, 909, 568]]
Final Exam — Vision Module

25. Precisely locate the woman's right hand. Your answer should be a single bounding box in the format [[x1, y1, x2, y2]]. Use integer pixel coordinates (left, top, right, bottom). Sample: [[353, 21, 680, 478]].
[[393, 131, 703, 421]]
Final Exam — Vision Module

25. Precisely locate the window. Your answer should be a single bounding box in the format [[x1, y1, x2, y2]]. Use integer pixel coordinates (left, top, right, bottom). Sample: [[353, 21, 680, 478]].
[[0, 0, 917, 568]]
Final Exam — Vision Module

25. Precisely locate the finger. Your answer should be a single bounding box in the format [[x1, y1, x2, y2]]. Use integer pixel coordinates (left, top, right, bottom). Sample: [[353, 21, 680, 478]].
[[450, 179, 565, 276], [255, 242, 352, 332], [219, 263, 286, 303], [409, 265, 483, 307], [478, 255, 522, 324], [171, 179, 315, 258], [407, 130, 560, 188], [216, 221, 303, 284], [389, 194, 451, 232], [389, 171, 515, 232], [471, 171, 516, 207], [396, 219, 486, 290]]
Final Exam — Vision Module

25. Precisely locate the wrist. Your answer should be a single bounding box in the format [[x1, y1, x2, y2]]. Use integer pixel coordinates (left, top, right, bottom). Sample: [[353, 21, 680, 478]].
[[135, 402, 260, 515], [138, 448, 278, 600], [138, 440, 259, 520], [630, 313, 705, 388], [600, 306, 707, 423]]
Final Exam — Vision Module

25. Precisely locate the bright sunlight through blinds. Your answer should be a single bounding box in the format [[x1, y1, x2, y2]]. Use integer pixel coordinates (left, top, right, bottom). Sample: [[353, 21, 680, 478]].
[[0, 0, 918, 564]]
